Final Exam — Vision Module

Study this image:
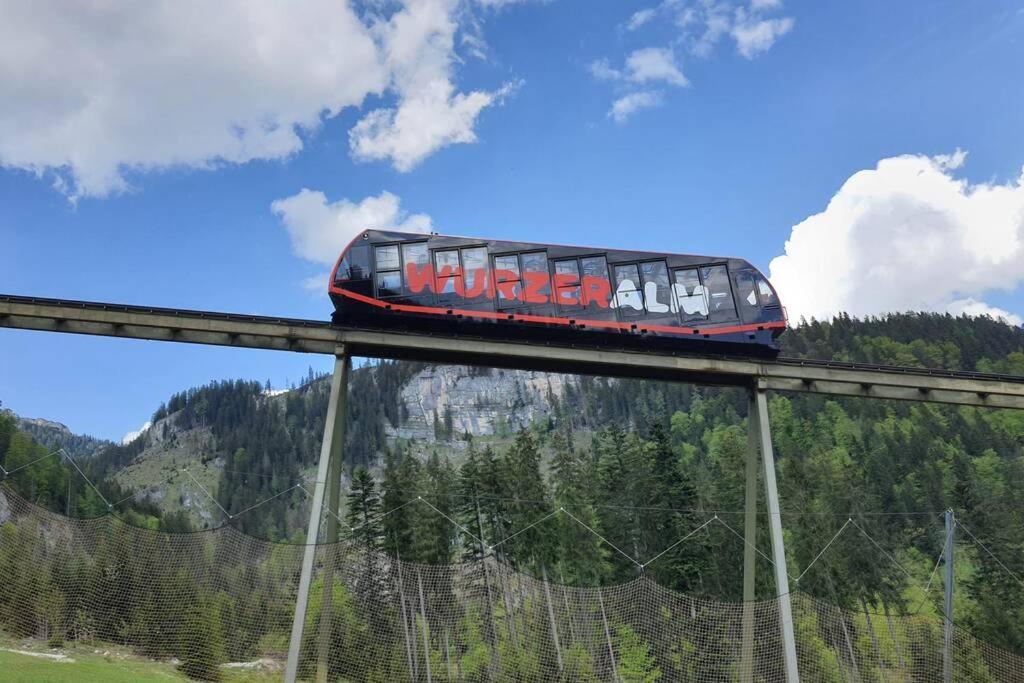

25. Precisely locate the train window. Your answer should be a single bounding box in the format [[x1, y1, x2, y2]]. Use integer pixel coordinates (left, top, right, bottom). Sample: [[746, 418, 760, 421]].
[[376, 270, 402, 297], [613, 264, 645, 314], [494, 254, 522, 307], [461, 247, 488, 298], [554, 259, 582, 309], [434, 249, 462, 295], [640, 261, 671, 314], [401, 242, 430, 295], [374, 245, 402, 297], [375, 245, 400, 272], [402, 242, 429, 266], [701, 265, 737, 322], [336, 245, 371, 282], [520, 251, 550, 303], [736, 272, 759, 318], [757, 277, 777, 306], [580, 257, 612, 308], [673, 268, 708, 322]]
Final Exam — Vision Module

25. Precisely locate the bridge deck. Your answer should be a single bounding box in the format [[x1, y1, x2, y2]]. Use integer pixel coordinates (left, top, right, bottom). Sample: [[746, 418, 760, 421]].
[[2, 294, 1023, 409]]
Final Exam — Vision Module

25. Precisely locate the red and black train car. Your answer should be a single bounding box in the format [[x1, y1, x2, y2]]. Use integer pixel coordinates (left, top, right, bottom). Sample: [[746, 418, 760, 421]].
[[329, 230, 786, 356]]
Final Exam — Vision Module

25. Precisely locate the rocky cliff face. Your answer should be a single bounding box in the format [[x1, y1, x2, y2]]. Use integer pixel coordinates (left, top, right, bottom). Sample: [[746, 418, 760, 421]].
[[3, 409, 112, 460], [386, 366, 574, 441]]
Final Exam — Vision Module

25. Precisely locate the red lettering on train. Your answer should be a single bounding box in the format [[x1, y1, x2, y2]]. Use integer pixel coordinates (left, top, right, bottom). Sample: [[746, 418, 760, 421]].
[[493, 269, 521, 302], [523, 271, 550, 304], [552, 273, 579, 306], [463, 268, 489, 298], [582, 275, 611, 308], [405, 263, 435, 294]]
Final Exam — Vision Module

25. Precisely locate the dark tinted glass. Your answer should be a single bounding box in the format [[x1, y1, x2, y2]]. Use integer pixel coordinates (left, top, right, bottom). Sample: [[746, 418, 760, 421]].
[[756, 277, 777, 305], [674, 268, 707, 321], [554, 259, 580, 281], [701, 265, 737, 320], [494, 255, 519, 279], [375, 245, 399, 271], [614, 264, 640, 290], [580, 257, 608, 280], [613, 264, 644, 313], [434, 249, 460, 270], [402, 242, 429, 266], [336, 245, 371, 281], [521, 251, 547, 272], [641, 261, 670, 313], [376, 271, 402, 297], [736, 272, 758, 317]]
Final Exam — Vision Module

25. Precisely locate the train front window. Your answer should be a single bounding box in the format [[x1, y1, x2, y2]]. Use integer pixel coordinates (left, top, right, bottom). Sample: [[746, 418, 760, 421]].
[[701, 265, 737, 322], [757, 277, 777, 306], [613, 264, 644, 314], [375, 245, 400, 271], [736, 272, 759, 319], [434, 249, 462, 295], [494, 254, 521, 307], [336, 244, 370, 282], [673, 268, 708, 322], [554, 259, 582, 310], [640, 261, 670, 314], [461, 247, 488, 298]]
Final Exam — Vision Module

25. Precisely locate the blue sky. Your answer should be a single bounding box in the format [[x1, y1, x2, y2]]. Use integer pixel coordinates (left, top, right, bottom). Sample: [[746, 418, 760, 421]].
[[2, 0, 1023, 441]]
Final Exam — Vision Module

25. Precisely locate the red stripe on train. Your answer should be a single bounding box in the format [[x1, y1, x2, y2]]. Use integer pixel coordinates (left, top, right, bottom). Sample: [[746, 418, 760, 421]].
[[329, 285, 786, 338]]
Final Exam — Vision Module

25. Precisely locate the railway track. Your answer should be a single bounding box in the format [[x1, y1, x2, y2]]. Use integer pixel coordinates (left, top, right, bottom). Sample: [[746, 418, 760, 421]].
[[2, 293, 1023, 408]]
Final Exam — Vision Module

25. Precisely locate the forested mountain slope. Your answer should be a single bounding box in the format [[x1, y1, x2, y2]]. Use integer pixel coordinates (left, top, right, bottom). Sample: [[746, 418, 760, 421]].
[[2, 312, 1023, 656]]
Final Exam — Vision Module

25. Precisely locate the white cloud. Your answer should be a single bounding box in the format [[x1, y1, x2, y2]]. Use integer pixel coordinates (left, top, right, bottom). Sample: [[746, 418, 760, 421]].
[[731, 15, 794, 59], [122, 421, 151, 446], [348, 0, 520, 172], [590, 48, 687, 87], [627, 8, 657, 31], [609, 91, 664, 123], [947, 298, 1023, 327], [271, 189, 432, 266], [592, 1, 790, 121], [0, 0, 514, 198], [769, 151, 1024, 326], [625, 48, 689, 86]]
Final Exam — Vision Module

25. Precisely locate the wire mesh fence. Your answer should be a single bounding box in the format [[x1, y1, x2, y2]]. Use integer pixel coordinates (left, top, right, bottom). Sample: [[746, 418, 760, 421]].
[[1, 485, 1021, 682]]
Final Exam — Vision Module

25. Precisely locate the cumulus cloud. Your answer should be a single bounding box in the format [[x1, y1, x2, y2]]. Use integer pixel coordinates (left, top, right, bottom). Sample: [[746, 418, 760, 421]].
[[271, 189, 432, 266], [349, 0, 519, 171], [609, 91, 664, 123], [769, 151, 1024, 326], [0, 0, 514, 198], [122, 421, 151, 446]]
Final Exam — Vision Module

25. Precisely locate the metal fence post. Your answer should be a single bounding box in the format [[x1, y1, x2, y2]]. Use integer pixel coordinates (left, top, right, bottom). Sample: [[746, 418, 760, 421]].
[[753, 385, 800, 683], [741, 389, 761, 683], [285, 350, 350, 683], [943, 509, 955, 683]]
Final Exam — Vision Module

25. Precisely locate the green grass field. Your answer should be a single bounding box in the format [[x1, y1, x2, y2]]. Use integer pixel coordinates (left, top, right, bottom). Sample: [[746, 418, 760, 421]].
[[0, 638, 279, 683]]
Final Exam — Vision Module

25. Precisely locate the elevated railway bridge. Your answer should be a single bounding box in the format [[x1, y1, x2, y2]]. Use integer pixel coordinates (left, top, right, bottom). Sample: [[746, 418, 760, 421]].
[[3, 293, 1023, 683]]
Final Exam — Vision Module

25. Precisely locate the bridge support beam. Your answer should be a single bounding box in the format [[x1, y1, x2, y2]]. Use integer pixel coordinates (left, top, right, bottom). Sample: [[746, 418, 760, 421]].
[[741, 389, 760, 682], [745, 386, 800, 683], [285, 349, 350, 683]]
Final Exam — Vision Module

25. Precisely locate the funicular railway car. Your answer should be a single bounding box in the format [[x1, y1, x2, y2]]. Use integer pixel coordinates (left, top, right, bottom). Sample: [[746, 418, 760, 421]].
[[328, 230, 787, 356]]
